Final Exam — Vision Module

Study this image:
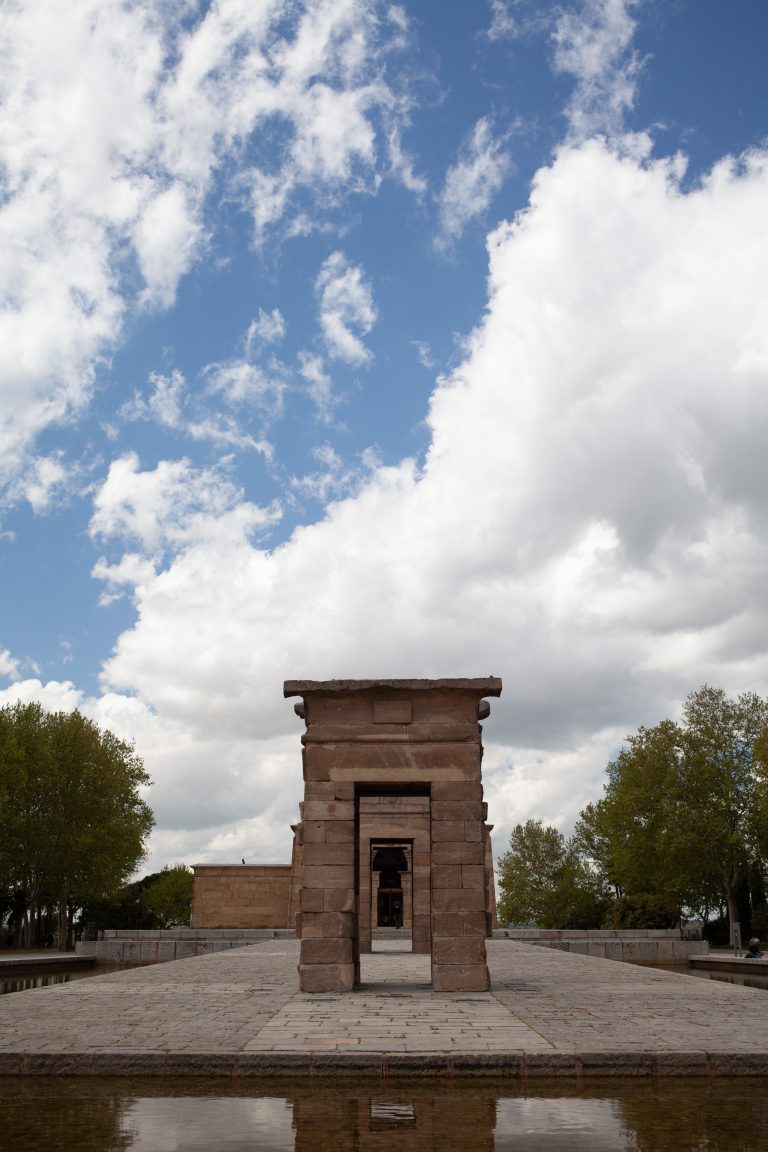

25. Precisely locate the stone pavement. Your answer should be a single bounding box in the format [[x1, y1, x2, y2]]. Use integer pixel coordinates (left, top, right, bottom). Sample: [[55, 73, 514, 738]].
[[2, 938, 768, 1077]]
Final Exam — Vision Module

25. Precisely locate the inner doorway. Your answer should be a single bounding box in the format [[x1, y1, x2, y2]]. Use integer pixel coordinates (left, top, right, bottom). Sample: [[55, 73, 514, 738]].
[[371, 843, 409, 930], [357, 787, 431, 961], [364, 833, 427, 991], [376, 889, 403, 928]]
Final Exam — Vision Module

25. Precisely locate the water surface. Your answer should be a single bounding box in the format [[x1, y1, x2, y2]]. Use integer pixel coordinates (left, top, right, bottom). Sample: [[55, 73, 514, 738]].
[[2, 1078, 766, 1152], [0, 968, 97, 995]]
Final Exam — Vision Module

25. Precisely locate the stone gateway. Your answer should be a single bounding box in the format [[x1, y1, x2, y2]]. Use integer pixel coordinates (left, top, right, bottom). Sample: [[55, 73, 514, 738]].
[[285, 678, 502, 993]]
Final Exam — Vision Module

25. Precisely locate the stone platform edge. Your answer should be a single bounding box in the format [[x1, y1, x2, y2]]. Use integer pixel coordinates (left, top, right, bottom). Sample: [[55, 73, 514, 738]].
[[78, 928, 706, 966], [76, 929, 296, 964], [490, 930, 706, 965], [1, 1050, 767, 1079]]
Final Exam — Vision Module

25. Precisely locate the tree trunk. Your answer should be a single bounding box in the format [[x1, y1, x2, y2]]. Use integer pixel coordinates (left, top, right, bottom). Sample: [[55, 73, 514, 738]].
[[723, 875, 739, 943], [58, 889, 69, 952]]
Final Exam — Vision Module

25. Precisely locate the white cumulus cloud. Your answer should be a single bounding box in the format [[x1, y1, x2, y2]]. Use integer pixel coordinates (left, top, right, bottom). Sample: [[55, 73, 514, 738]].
[[90, 453, 280, 558], [0, 0, 418, 504], [78, 137, 768, 867]]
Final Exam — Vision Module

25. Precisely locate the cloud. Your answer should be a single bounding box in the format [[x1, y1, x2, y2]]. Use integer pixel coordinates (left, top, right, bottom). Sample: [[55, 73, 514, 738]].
[[0, 678, 87, 715], [0, 649, 20, 680], [0, 0, 419, 504], [436, 117, 512, 248], [245, 309, 286, 354], [290, 442, 380, 503], [385, 125, 427, 194], [120, 370, 187, 432], [9, 453, 73, 514], [412, 341, 437, 370], [298, 352, 338, 421], [90, 453, 280, 559], [72, 136, 768, 868], [315, 251, 378, 364], [121, 355, 283, 452], [486, 0, 524, 41], [553, 0, 641, 139], [204, 359, 287, 418], [134, 184, 204, 310]]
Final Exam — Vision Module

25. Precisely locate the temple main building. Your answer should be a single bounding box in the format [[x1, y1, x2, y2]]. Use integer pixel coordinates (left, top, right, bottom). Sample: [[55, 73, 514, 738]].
[[191, 678, 501, 991]]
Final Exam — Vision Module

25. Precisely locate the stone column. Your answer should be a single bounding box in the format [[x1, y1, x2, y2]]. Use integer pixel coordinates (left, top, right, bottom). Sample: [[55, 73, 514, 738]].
[[411, 827, 432, 954], [430, 776, 490, 991], [483, 816, 497, 936], [298, 774, 357, 993]]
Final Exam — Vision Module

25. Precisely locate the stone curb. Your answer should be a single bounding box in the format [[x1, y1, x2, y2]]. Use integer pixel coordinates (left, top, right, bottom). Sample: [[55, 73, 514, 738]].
[[3, 1049, 768, 1078]]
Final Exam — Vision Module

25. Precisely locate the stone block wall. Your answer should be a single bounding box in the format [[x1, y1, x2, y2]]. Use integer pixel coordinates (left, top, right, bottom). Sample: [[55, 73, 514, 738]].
[[190, 865, 293, 929], [491, 928, 708, 964], [76, 928, 294, 963]]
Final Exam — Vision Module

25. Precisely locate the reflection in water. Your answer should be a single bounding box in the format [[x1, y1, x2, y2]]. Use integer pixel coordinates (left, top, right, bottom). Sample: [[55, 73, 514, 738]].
[[688, 969, 768, 993], [0, 970, 92, 995], [123, 1097, 294, 1151], [495, 1098, 627, 1150], [653, 964, 768, 994], [4, 1079, 768, 1152]]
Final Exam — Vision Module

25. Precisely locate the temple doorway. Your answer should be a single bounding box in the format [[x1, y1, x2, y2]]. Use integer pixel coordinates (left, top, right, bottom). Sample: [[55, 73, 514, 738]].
[[376, 889, 403, 928], [358, 790, 431, 959], [371, 843, 409, 931]]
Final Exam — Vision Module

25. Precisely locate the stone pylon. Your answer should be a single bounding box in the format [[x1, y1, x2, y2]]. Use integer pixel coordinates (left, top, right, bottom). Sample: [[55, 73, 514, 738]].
[[284, 678, 502, 993]]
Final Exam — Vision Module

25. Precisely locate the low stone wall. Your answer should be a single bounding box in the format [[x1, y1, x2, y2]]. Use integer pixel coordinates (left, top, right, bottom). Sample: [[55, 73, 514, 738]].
[[492, 928, 707, 964], [76, 928, 296, 965], [78, 926, 708, 966]]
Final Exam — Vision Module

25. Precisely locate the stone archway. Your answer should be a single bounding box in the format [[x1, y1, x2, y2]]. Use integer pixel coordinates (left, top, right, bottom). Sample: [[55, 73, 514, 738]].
[[284, 678, 501, 993]]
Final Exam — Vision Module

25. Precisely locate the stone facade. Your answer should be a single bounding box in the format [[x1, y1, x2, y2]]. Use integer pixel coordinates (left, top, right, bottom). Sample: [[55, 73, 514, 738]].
[[285, 677, 502, 994], [190, 865, 295, 929]]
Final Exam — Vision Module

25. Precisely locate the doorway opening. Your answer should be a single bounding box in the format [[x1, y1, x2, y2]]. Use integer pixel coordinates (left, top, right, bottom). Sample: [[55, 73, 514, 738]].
[[355, 786, 431, 985], [372, 843, 409, 935], [377, 888, 403, 928]]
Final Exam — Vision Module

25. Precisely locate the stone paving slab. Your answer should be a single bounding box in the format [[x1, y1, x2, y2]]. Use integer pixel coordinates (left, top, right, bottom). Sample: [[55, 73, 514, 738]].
[[2, 939, 768, 1077]]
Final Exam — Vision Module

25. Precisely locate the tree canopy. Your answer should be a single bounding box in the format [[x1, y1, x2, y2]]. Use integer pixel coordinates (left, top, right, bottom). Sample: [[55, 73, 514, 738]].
[[0, 701, 154, 948], [496, 819, 610, 929], [497, 687, 768, 936], [81, 864, 193, 932], [140, 864, 193, 928], [574, 686, 768, 932]]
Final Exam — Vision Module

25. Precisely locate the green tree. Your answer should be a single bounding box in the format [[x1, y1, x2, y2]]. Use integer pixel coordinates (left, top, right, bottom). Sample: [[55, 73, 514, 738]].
[[678, 686, 768, 929], [574, 686, 768, 934], [0, 702, 52, 945], [140, 864, 193, 928], [0, 702, 154, 948], [496, 819, 609, 928], [573, 720, 710, 920]]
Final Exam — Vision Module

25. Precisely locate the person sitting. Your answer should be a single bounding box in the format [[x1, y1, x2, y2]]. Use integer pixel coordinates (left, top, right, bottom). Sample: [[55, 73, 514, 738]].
[[745, 937, 764, 958]]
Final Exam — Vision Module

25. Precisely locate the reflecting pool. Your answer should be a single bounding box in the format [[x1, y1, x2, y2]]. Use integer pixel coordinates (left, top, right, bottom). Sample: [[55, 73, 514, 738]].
[[2, 1078, 767, 1152], [0, 969, 95, 995]]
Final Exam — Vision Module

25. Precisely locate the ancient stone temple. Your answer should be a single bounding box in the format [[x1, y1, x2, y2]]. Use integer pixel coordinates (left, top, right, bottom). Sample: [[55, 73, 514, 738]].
[[284, 677, 502, 993]]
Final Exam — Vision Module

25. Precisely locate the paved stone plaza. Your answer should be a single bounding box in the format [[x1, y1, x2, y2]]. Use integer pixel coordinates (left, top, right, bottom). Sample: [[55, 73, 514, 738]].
[[2, 939, 768, 1076]]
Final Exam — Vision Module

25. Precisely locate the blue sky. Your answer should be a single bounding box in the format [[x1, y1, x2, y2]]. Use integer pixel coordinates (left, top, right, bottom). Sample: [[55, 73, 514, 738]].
[[2, 0, 768, 871]]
